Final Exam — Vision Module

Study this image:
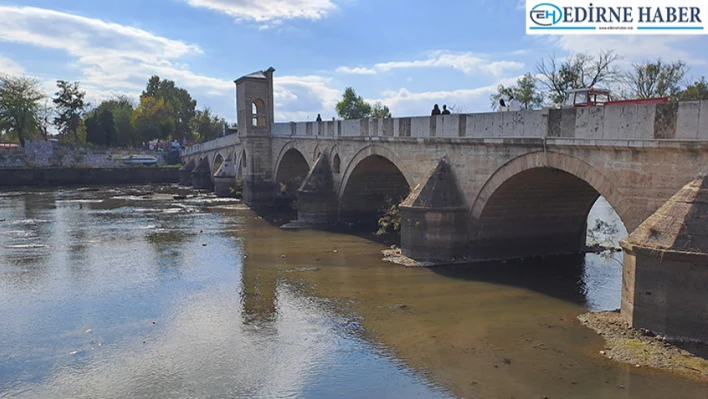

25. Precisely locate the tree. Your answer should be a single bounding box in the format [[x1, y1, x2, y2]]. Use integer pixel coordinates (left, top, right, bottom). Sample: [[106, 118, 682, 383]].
[[53, 80, 86, 144], [99, 109, 116, 146], [679, 77, 708, 101], [336, 87, 372, 120], [84, 113, 102, 145], [93, 95, 136, 147], [131, 96, 175, 141], [0, 74, 45, 147], [489, 74, 544, 110], [626, 59, 688, 100], [371, 101, 391, 118], [535, 50, 623, 106], [141, 76, 196, 142], [192, 107, 225, 142]]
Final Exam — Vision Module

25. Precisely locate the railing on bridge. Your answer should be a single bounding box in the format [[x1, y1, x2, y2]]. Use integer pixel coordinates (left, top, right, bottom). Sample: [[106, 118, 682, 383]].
[[180, 134, 240, 157], [271, 101, 708, 141], [182, 101, 708, 156]]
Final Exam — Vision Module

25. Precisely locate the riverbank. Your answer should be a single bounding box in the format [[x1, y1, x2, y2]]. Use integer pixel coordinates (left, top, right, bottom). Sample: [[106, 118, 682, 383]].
[[578, 311, 708, 381], [0, 167, 180, 187]]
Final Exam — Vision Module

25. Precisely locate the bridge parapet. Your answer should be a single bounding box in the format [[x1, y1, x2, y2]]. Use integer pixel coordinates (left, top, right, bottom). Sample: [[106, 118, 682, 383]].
[[180, 133, 240, 157], [271, 101, 708, 141]]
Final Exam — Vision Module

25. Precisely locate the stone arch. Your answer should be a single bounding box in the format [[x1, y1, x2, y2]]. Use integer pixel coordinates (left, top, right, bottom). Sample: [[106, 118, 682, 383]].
[[273, 142, 311, 198], [332, 153, 341, 174], [212, 153, 225, 176], [252, 98, 266, 127], [236, 149, 247, 178], [469, 151, 628, 259], [313, 143, 324, 162], [337, 144, 413, 202], [337, 144, 412, 225]]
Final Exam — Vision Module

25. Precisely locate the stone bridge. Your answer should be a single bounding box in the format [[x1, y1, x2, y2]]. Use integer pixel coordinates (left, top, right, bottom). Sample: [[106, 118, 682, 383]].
[[181, 68, 708, 342]]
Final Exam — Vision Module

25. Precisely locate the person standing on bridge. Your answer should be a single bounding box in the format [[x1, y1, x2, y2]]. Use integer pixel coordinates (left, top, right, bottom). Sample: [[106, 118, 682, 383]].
[[497, 99, 507, 112], [431, 104, 441, 116], [316, 114, 322, 122], [508, 96, 521, 111], [441, 105, 451, 115]]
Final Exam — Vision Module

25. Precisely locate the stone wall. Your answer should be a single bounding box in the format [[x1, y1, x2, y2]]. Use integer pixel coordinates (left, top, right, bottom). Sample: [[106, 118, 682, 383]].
[[0, 141, 167, 169], [0, 167, 179, 187]]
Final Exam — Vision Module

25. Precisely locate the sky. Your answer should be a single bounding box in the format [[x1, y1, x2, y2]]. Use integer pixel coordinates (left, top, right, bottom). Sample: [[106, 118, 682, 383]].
[[1, 0, 707, 123]]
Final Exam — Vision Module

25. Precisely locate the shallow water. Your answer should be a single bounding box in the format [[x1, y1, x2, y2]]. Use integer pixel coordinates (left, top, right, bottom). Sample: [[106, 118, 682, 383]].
[[0, 187, 706, 398]]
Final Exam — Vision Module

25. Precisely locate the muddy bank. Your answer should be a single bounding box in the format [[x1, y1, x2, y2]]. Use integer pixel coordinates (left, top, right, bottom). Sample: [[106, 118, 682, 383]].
[[578, 311, 708, 381], [0, 167, 179, 187], [381, 245, 622, 267]]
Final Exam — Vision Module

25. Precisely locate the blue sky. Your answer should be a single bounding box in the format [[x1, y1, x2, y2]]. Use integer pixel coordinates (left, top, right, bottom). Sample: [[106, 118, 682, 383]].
[[1, 0, 707, 123]]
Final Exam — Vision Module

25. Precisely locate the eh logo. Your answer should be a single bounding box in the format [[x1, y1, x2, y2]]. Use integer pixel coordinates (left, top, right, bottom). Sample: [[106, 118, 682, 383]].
[[530, 3, 563, 26]]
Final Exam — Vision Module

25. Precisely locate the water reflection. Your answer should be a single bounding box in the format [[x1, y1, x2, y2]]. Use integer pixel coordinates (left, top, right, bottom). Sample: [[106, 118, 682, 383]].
[[0, 187, 455, 399]]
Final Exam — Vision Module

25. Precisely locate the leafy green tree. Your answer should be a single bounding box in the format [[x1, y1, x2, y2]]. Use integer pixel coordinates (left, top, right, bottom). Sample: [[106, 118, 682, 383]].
[[535, 50, 623, 106], [626, 59, 688, 100], [84, 113, 101, 145], [191, 107, 225, 142], [141, 76, 196, 142], [0, 74, 45, 147], [52, 80, 86, 144], [490, 73, 544, 110], [93, 95, 135, 146], [371, 101, 392, 118], [336, 87, 372, 120], [679, 77, 708, 101], [99, 109, 116, 146], [131, 96, 175, 141]]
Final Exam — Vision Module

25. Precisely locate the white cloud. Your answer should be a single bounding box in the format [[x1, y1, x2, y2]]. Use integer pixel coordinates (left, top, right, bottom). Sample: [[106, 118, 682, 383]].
[[335, 66, 376, 75], [183, 0, 337, 23], [369, 76, 521, 116], [374, 51, 524, 76], [0, 54, 24, 75], [0, 6, 236, 111], [334, 51, 525, 77], [547, 35, 708, 66], [273, 75, 340, 121]]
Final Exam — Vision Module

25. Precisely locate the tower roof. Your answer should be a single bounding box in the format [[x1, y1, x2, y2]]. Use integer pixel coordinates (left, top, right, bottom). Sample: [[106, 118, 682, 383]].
[[622, 175, 708, 254], [234, 67, 276, 84]]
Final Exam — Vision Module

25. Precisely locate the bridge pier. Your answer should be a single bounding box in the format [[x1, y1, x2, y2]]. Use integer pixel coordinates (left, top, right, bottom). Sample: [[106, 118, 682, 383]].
[[179, 160, 195, 186], [620, 176, 708, 343], [296, 152, 338, 227], [399, 159, 469, 261], [192, 158, 213, 191], [214, 159, 237, 197]]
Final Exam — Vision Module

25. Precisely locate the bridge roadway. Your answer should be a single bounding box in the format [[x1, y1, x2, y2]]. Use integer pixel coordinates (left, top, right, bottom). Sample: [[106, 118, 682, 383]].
[[181, 68, 708, 342]]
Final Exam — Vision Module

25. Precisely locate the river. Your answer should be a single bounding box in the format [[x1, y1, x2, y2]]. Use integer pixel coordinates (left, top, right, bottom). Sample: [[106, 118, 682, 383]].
[[0, 186, 706, 398]]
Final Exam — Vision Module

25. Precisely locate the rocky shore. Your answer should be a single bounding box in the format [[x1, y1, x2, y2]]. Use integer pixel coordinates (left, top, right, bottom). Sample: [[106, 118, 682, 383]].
[[578, 311, 708, 381]]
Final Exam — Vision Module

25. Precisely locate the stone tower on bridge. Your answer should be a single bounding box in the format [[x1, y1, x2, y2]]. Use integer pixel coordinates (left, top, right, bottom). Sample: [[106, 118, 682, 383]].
[[235, 67, 276, 205]]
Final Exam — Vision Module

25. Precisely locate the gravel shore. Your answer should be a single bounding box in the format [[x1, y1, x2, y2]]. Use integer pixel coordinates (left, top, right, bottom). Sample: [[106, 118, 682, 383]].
[[578, 310, 708, 381]]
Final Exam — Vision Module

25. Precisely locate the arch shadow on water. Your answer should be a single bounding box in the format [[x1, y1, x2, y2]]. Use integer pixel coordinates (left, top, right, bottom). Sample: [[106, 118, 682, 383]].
[[429, 254, 592, 306]]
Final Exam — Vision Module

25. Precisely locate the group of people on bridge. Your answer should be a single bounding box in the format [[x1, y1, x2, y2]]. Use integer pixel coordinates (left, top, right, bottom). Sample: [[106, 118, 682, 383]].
[[497, 96, 521, 112], [431, 104, 451, 115]]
